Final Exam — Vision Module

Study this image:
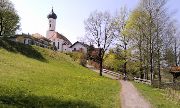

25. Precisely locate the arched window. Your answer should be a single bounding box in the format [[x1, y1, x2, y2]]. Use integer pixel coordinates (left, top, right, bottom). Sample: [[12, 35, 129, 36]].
[[58, 42, 59, 49]]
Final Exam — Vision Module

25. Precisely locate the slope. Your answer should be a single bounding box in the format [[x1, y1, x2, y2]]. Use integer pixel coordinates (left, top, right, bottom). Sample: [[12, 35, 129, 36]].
[[0, 39, 120, 108]]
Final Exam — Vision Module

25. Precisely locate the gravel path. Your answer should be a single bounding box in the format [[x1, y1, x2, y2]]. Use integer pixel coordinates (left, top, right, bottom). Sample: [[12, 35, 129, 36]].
[[86, 65, 151, 108], [120, 80, 151, 108]]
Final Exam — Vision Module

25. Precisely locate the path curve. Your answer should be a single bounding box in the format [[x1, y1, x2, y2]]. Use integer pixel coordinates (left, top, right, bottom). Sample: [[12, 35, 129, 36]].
[[120, 80, 151, 108]]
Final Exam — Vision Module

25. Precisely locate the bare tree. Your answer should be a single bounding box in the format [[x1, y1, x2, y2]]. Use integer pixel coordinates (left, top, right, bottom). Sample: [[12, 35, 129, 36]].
[[84, 11, 116, 76]]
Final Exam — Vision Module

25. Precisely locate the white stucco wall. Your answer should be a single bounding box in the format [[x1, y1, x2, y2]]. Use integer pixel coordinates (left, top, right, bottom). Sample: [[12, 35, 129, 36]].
[[49, 18, 56, 31], [70, 43, 87, 53], [63, 44, 71, 52], [46, 31, 55, 39], [51, 39, 64, 51]]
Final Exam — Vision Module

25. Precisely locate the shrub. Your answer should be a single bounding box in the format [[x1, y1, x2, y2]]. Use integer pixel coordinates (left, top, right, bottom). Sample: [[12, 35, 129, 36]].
[[66, 52, 87, 66]]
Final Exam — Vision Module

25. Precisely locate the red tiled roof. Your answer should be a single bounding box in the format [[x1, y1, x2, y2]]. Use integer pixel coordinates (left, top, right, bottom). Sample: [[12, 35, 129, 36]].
[[170, 66, 180, 73]]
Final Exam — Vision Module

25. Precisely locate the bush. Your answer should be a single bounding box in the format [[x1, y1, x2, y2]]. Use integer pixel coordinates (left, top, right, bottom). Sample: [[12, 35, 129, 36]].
[[66, 52, 87, 66]]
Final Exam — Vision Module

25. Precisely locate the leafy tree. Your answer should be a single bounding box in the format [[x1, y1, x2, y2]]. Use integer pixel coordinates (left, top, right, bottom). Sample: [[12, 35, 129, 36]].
[[114, 7, 129, 78], [124, 0, 178, 84], [104, 49, 124, 72], [0, 0, 20, 37]]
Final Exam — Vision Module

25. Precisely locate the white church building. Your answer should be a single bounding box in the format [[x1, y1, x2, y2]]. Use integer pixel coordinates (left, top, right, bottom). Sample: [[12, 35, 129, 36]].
[[46, 8, 72, 52], [46, 8, 89, 53]]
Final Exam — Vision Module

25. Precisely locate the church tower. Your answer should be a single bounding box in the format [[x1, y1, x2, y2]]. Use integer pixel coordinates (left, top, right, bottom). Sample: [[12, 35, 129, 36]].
[[46, 8, 57, 38]]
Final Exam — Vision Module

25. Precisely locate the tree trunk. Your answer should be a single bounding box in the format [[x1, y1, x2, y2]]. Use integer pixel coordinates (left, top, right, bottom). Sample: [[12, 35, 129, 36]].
[[174, 40, 178, 66], [0, 16, 2, 36], [123, 62, 127, 79], [99, 48, 103, 76], [139, 35, 144, 79], [158, 49, 161, 87], [156, 19, 161, 87], [150, 45, 153, 83], [123, 41, 127, 80], [99, 57, 103, 76], [149, 12, 154, 83], [140, 49, 143, 79]]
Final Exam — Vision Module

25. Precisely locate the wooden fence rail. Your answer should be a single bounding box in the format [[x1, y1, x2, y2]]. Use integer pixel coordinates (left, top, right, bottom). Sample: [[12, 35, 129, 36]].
[[134, 77, 151, 85], [102, 69, 122, 79]]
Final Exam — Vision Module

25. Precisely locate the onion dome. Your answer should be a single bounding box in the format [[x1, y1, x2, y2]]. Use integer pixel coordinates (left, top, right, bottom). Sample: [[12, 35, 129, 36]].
[[47, 8, 57, 19]]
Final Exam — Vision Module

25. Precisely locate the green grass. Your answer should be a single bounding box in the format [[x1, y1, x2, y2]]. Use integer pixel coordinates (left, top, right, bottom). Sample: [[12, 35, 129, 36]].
[[133, 82, 180, 108], [0, 39, 120, 108]]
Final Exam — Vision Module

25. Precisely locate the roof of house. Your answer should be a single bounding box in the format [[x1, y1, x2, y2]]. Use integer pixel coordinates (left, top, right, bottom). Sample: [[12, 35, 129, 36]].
[[69, 41, 89, 48], [48, 32, 72, 45], [170, 66, 180, 73], [11, 34, 32, 38], [11, 33, 51, 43], [32, 33, 51, 42]]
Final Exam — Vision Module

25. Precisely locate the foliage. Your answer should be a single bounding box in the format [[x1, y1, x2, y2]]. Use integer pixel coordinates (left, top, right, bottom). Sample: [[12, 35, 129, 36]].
[[66, 52, 87, 67], [133, 82, 180, 108], [0, 41, 120, 108], [103, 47, 140, 78], [0, 0, 20, 36], [114, 7, 129, 77], [86, 45, 96, 60], [104, 49, 124, 72], [123, 0, 180, 83]]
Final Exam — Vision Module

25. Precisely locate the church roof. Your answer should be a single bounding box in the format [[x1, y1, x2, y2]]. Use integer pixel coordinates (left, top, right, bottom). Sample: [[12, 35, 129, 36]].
[[56, 33, 72, 45], [48, 32, 72, 45], [47, 8, 57, 19]]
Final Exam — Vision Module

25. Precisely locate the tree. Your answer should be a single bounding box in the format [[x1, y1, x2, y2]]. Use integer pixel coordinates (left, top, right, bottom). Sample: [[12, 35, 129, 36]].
[[84, 11, 116, 76], [124, 9, 149, 79], [125, 0, 177, 84], [0, 0, 20, 37], [114, 7, 129, 79]]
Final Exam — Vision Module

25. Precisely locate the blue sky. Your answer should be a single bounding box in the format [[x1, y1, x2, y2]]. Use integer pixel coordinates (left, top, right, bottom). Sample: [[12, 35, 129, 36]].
[[11, 0, 180, 43]]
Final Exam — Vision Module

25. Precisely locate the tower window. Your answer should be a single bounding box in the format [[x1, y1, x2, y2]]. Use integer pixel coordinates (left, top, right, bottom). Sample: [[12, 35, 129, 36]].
[[49, 24, 51, 27]]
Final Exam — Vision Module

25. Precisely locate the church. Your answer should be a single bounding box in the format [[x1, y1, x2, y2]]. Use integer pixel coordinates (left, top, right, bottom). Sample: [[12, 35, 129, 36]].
[[46, 8, 89, 53], [10, 8, 89, 53], [46, 8, 72, 52]]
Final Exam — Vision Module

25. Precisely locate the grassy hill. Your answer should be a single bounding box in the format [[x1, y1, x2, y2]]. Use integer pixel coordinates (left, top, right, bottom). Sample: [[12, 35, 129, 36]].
[[0, 39, 120, 108]]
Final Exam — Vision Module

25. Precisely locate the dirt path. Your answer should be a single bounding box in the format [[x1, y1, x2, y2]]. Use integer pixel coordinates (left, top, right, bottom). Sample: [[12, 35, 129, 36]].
[[86, 65, 151, 108], [120, 80, 151, 108]]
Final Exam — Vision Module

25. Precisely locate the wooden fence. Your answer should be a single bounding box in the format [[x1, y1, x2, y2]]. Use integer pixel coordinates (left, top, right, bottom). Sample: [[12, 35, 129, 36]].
[[102, 69, 122, 79], [134, 77, 151, 85]]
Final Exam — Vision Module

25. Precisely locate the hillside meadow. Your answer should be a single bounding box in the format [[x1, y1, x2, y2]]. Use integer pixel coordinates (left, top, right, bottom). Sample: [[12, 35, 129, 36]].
[[0, 39, 120, 108]]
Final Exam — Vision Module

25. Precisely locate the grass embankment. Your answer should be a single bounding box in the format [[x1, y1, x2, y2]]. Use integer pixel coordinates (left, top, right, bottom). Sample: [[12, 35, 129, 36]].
[[133, 82, 180, 108], [0, 39, 120, 108]]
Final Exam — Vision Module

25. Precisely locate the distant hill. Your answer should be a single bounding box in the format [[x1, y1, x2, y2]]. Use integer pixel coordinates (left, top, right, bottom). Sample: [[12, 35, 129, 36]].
[[0, 39, 120, 108]]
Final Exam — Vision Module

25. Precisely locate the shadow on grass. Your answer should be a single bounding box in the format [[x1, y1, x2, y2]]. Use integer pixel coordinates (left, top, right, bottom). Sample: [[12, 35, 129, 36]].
[[0, 39, 47, 62], [0, 88, 98, 108]]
